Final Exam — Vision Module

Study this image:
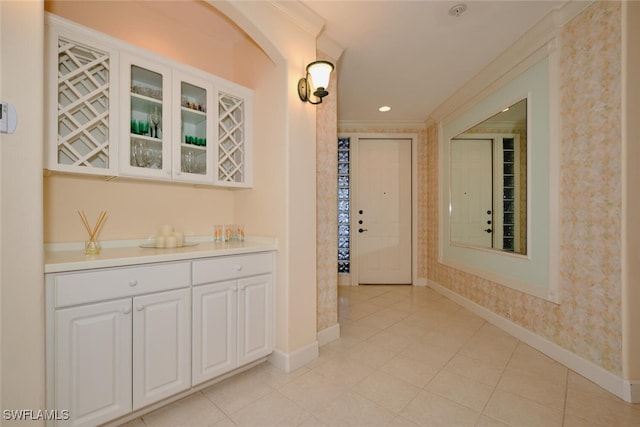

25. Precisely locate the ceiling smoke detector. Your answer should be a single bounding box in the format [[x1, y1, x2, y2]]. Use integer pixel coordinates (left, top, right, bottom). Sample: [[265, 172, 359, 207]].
[[449, 3, 467, 17]]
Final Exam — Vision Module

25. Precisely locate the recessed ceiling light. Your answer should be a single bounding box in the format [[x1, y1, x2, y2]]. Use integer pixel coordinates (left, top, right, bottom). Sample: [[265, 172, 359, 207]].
[[379, 106, 391, 112], [449, 3, 467, 17]]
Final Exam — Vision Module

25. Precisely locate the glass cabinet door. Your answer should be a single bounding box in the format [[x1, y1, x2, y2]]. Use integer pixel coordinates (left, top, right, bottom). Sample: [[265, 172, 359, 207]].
[[120, 53, 171, 179], [173, 72, 214, 183]]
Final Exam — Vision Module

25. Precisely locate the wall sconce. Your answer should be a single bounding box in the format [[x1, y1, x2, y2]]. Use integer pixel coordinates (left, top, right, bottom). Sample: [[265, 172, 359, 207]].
[[297, 60, 334, 105]]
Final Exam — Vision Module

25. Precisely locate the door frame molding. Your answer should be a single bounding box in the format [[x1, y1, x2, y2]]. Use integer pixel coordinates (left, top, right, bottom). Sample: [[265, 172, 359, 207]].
[[340, 133, 418, 286]]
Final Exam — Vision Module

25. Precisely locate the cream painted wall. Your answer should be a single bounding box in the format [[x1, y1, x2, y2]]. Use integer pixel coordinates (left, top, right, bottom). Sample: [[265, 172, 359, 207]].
[[1, 0, 46, 421], [44, 176, 235, 242], [45, 1, 241, 82]]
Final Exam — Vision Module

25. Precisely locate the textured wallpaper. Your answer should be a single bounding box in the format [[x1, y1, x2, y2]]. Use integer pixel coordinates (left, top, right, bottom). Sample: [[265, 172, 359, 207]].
[[424, 1, 623, 375], [317, 53, 339, 332]]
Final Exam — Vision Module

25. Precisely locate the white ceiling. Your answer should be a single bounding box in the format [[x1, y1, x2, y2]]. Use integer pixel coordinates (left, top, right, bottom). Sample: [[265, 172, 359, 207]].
[[301, 0, 566, 124]]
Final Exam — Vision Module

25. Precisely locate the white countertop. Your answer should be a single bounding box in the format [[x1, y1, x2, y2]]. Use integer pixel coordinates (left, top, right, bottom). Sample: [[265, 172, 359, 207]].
[[45, 236, 278, 273]]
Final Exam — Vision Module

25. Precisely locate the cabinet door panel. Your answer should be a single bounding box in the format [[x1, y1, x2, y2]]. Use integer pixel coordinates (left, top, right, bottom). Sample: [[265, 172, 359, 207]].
[[46, 18, 119, 176], [133, 288, 191, 410], [172, 71, 215, 183], [238, 274, 273, 365], [120, 52, 173, 180], [192, 281, 237, 385], [215, 83, 253, 188], [55, 299, 132, 427]]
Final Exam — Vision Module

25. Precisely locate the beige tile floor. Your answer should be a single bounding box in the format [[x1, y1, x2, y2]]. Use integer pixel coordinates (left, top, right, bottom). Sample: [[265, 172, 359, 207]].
[[123, 285, 640, 427]]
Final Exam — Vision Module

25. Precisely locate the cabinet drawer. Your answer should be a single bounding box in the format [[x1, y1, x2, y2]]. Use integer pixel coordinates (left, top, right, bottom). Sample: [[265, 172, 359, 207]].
[[54, 262, 190, 308], [192, 252, 273, 285]]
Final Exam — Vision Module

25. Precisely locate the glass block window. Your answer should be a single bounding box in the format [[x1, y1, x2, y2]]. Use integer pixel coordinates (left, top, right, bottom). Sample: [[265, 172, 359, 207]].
[[338, 137, 351, 274]]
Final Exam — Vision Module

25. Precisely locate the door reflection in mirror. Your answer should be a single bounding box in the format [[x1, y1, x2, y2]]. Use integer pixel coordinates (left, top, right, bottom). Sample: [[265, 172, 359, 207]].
[[450, 98, 527, 255]]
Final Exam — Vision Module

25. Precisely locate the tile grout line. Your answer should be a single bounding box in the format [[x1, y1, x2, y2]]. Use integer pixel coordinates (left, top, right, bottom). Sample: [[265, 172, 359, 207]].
[[561, 367, 569, 427]]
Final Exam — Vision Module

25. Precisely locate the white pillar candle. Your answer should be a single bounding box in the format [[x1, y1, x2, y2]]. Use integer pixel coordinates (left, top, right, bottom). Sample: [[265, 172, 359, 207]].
[[161, 224, 173, 236], [155, 235, 166, 248], [174, 231, 184, 247], [165, 235, 177, 248]]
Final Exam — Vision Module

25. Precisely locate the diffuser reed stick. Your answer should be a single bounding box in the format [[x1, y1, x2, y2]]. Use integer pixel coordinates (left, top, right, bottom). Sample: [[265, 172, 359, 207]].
[[78, 210, 107, 254]]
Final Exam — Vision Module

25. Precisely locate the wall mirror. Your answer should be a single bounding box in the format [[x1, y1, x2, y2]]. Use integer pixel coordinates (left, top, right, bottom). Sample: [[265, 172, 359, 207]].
[[440, 54, 559, 303], [450, 98, 527, 254]]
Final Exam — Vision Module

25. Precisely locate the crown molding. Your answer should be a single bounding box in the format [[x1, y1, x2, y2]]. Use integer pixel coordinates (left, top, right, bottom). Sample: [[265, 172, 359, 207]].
[[338, 120, 426, 132], [269, 1, 327, 38]]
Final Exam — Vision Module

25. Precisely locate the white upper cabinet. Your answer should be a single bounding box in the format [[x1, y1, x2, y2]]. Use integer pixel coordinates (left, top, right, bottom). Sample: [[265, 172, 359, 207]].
[[45, 16, 119, 176], [45, 14, 253, 188]]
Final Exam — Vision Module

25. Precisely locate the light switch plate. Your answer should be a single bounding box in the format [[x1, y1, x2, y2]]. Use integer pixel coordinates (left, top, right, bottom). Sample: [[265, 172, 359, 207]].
[[0, 101, 17, 134]]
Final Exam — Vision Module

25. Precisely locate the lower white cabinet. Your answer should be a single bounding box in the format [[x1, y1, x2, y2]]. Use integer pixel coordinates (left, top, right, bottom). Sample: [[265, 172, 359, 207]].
[[237, 274, 273, 365], [47, 262, 191, 427], [132, 288, 191, 410], [52, 288, 191, 427], [192, 273, 273, 386], [192, 281, 237, 383], [46, 251, 274, 426], [54, 298, 133, 427]]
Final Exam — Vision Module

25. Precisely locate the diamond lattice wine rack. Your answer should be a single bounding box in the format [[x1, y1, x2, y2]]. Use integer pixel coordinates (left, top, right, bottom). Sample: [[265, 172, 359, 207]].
[[56, 37, 111, 169], [218, 92, 245, 183]]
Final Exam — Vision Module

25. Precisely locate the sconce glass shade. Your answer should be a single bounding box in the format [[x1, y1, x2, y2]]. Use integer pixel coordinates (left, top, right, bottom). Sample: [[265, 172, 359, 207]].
[[298, 60, 334, 104], [308, 61, 333, 91]]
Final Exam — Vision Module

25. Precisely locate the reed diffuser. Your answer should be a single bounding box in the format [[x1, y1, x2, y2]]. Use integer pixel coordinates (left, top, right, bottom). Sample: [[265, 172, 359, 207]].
[[78, 210, 107, 255]]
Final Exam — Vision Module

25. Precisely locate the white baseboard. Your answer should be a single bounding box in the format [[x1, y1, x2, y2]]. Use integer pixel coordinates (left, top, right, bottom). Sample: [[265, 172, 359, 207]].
[[268, 341, 319, 373], [624, 380, 640, 403], [428, 279, 639, 403], [415, 277, 428, 286], [318, 323, 341, 346]]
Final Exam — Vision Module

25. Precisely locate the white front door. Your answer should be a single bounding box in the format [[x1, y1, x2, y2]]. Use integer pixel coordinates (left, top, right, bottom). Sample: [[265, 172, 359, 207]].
[[450, 138, 493, 248], [356, 138, 412, 284]]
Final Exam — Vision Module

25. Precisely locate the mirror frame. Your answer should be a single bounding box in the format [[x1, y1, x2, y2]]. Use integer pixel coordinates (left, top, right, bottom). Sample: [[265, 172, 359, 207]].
[[439, 51, 560, 303]]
